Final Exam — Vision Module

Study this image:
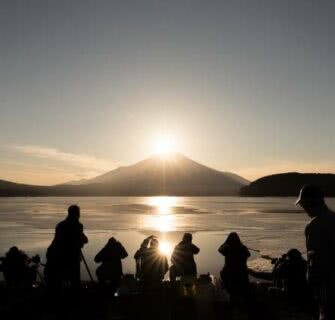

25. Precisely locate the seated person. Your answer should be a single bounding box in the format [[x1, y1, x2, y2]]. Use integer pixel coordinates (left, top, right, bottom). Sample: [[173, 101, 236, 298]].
[[0, 246, 37, 288], [95, 237, 128, 287]]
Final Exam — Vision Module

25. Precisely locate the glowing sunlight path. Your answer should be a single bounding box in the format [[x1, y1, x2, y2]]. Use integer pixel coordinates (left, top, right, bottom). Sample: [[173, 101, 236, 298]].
[[144, 196, 179, 256]]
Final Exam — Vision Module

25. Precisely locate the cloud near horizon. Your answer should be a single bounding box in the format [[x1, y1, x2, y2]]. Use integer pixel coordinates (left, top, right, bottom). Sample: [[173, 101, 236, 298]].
[[11, 144, 114, 174]]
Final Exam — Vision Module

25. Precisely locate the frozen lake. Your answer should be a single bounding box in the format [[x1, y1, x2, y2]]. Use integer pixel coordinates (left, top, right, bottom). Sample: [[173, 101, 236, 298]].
[[1, 196, 332, 280]]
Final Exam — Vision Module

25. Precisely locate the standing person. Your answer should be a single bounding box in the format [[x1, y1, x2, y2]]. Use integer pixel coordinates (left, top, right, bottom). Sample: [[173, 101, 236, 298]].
[[170, 233, 200, 281], [296, 185, 335, 320], [45, 205, 88, 288], [134, 236, 168, 286], [218, 232, 251, 303], [94, 237, 128, 289]]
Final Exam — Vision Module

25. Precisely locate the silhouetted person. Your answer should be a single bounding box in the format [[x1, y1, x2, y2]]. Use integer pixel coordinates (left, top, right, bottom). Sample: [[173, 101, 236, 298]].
[[95, 237, 128, 289], [218, 232, 251, 303], [45, 205, 88, 288], [0, 246, 37, 288], [271, 253, 288, 289], [278, 249, 308, 298], [134, 236, 168, 286], [296, 185, 335, 320], [170, 233, 200, 281]]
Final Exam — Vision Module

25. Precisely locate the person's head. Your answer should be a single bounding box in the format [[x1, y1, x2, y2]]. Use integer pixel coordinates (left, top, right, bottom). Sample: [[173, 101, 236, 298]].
[[8, 246, 19, 254], [107, 237, 117, 246], [287, 248, 302, 261], [182, 233, 192, 243], [6, 246, 20, 258], [281, 254, 288, 260], [296, 185, 326, 217], [225, 232, 242, 246], [150, 237, 159, 249], [68, 205, 80, 220]]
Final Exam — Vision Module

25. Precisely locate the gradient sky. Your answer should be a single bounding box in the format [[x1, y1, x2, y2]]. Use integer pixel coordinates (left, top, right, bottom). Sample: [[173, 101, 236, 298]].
[[1, 0, 334, 185]]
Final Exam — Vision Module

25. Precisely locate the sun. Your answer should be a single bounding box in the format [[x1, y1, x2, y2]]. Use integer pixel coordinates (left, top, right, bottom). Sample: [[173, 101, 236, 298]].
[[153, 135, 177, 155], [159, 240, 173, 256]]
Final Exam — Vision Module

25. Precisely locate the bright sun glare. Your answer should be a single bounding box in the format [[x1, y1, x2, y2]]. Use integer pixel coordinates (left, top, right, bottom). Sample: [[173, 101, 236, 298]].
[[145, 197, 177, 256], [159, 240, 173, 256], [153, 135, 177, 155], [149, 196, 177, 214]]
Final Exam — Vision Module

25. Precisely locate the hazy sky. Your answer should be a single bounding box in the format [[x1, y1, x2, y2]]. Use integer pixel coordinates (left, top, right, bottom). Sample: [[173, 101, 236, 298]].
[[1, 0, 334, 185]]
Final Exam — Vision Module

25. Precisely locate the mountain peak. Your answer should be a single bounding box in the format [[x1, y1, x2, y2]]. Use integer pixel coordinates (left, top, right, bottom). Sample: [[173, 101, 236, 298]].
[[1, 154, 249, 196], [60, 153, 248, 196]]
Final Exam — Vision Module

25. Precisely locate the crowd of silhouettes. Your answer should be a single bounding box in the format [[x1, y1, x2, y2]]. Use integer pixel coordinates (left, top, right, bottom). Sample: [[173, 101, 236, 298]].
[[1, 185, 335, 320]]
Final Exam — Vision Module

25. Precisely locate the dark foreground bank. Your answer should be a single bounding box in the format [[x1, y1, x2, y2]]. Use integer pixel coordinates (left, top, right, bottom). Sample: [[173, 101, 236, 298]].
[[0, 278, 313, 320]]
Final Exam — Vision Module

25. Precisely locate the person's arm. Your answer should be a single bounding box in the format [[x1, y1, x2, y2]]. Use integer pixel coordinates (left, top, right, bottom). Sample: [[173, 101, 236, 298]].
[[119, 243, 128, 259], [82, 233, 88, 244], [218, 243, 227, 255], [171, 247, 177, 266], [94, 249, 104, 263], [139, 236, 153, 249], [80, 224, 88, 244], [134, 248, 145, 260], [134, 236, 153, 259], [305, 220, 324, 286], [245, 246, 251, 258], [192, 244, 200, 254], [164, 256, 169, 274]]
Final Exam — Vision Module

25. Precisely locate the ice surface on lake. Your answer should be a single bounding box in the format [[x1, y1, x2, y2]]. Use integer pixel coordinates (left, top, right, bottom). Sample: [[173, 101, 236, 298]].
[[1, 196, 332, 279]]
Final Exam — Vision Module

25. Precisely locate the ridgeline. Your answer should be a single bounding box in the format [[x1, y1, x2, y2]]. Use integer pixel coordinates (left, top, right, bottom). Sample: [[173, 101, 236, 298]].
[[0, 153, 248, 197], [240, 173, 335, 197]]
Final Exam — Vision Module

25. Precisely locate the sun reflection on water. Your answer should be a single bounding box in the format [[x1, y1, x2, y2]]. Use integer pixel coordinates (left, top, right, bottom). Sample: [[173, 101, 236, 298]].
[[142, 197, 179, 255], [148, 196, 178, 214], [144, 214, 177, 232], [144, 196, 178, 232]]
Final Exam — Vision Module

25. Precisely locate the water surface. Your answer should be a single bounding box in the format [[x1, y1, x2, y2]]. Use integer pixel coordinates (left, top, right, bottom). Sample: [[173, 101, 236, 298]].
[[1, 196, 331, 279]]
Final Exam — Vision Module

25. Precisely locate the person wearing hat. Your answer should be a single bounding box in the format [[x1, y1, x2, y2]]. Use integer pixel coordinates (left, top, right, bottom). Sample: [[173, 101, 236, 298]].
[[296, 185, 335, 320]]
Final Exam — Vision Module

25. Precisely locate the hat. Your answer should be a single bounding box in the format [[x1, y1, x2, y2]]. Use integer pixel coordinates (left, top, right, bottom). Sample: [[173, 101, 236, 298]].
[[295, 185, 324, 205]]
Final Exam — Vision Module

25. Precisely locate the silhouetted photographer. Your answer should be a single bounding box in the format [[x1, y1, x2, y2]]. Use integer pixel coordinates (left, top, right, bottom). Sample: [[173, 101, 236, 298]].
[[170, 233, 200, 281], [296, 185, 335, 320], [44, 205, 88, 288], [95, 237, 128, 291], [134, 236, 168, 287], [0, 246, 39, 288], [219, 232, 251, 303]]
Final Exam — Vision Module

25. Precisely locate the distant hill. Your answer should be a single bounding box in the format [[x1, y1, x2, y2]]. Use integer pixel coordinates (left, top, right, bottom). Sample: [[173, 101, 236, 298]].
[[240, 173, 335, 197], [0, 153, 248, 196], [0, 180, 50, 196], [220, 172, 250, 186]]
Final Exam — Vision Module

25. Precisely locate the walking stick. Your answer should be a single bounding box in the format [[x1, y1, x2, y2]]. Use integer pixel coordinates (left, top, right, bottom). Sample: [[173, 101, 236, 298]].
[[81, 251, 94, 282]]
